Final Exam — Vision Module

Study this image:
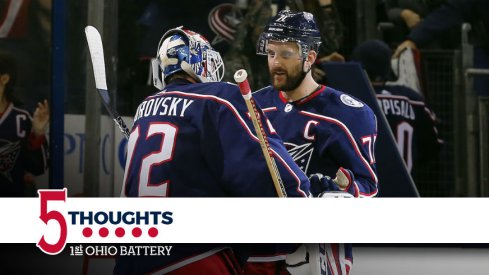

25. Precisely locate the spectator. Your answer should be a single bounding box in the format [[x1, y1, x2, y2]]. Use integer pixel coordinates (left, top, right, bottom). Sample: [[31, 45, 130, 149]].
[[210, 0, 346, 89], [384, 0, 426, 30], [0, 51, 49, 197], [288, 0, 344, 59], [287, 0, 346, 82], [0, 0, 52, 111], [218, 0, 273, 90], [381, 0, 445, 40], [393, 0, 489, 96], [352, 39, 443, 176]]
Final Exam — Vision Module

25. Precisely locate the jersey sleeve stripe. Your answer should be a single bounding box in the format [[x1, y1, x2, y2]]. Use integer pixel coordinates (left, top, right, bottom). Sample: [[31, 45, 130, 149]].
[[12, 105, 33, 120], [164, 91, 259, 138], [359, 188, 378, 197], [163, 91, 307, 195], [376, 94, 426, 106], [423, 106, 438, 121], [272, 151, 308, 197], [299, 111, 378, 184], [261, 107, 277, 112], [0, 103, 13, 124]]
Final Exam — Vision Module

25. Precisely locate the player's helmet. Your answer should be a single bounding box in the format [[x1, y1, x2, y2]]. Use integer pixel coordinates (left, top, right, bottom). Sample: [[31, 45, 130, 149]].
[[152, 27, 225, 89], [257, 10, 321, 59]]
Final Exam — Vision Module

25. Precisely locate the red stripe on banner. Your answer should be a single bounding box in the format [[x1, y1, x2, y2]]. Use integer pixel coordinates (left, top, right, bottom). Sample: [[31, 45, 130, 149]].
[[210, 12, 234, 41], [332, 244, 342, 275], [213, 9, 234, 34]]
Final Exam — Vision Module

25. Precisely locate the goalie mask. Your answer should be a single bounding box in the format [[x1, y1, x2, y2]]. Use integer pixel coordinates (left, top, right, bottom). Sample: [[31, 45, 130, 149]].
[[152, 27, 225, 89], [257, 10, 321, 60]]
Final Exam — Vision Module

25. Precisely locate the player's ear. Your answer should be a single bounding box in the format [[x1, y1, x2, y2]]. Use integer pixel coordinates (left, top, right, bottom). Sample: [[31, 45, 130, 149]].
[[303, 50, 317, 72]]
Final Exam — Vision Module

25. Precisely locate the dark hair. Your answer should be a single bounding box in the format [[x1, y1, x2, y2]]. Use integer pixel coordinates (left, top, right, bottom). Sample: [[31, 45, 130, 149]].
[[0, 51, 18, 103], [165, 71, 194, 84], [351, 39, 392, 82]]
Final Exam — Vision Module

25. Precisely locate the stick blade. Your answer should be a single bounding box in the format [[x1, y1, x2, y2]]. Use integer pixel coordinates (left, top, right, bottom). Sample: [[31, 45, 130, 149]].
[[85, 26, 108, 90]]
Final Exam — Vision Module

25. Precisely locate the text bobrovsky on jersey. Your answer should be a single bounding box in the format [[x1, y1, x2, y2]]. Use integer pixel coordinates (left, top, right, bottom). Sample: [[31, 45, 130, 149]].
[[134, 97, 194, 122]]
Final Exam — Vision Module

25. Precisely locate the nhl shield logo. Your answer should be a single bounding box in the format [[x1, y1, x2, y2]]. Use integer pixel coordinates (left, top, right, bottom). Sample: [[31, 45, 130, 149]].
[[340, 94, 364, 108]]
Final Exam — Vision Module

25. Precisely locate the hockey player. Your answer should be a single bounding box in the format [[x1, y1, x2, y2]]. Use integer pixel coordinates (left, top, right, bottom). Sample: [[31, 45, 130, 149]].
[[249, 10, 379, 275], [0, 51, 49, 197], [115, 27, 313, 275], [352, 39, 442, 176]]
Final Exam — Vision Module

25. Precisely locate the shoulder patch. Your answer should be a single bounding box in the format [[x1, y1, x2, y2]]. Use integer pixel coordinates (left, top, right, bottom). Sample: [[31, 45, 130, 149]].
[[340, 94, 364, 108]]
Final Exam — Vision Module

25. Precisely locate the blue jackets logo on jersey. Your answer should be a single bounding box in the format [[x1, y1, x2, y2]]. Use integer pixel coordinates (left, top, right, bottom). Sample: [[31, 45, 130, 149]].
[[285, 142, 314, 174], [0, 139, 20, 181]]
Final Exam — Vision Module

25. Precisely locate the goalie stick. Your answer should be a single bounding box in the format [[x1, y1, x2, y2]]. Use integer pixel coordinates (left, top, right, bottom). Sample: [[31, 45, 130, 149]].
[[234, 69, 287, 197], [85, 25, 130, 140]]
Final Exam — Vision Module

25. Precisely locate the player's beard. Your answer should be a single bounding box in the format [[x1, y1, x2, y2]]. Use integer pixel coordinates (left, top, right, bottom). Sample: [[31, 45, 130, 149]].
[[270, 63, 307, 92]]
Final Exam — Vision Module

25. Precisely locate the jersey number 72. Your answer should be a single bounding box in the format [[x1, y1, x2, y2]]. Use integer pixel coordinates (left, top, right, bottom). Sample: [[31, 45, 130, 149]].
[[123, 123, 178, 197]]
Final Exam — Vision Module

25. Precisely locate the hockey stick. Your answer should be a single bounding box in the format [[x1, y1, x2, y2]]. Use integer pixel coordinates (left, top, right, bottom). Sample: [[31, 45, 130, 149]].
[[85, 25, 130, 140], [234, 69, 287, 197]]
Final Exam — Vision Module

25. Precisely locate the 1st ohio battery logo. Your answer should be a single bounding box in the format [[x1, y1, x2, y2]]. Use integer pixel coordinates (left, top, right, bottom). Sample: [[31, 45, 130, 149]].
[[36, 188, 174, 255]]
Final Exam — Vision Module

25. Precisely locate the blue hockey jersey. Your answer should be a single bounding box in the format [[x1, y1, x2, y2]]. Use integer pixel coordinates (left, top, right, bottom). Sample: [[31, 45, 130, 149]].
[[374, 84, 443, 174], [252, 85, 377, 275], [254, 85, 378, 197], [117, 79, 310, 274], [0, 103, 48, 196]]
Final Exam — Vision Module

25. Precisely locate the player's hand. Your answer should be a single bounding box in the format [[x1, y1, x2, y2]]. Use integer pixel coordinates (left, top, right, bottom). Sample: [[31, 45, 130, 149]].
[[309, 168, 359, 197], [309, 173, 336, 196], [400, 9, 421, 29], [32, 99, 50, 136], [393, 40, 417, 58]]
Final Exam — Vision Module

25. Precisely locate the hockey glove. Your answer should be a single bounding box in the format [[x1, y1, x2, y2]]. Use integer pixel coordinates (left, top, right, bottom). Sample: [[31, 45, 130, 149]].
[[309, 167, 359, 198]]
